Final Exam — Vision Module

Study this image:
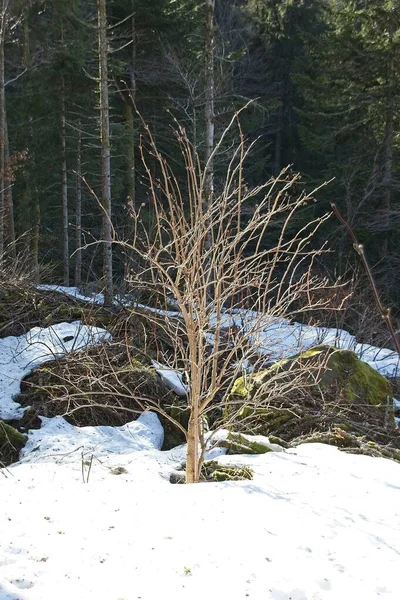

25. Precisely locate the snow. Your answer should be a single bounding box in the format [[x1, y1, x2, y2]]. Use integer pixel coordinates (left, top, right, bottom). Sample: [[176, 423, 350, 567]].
[[37, 284, 400, 378], [37, 285, 181, 316], [151, 360, 189, 397], [1, 414, 400, 600], [37, 284, 106, 306], [20, 412, 164, 463], [1, 290, 400, 599], [0, 321, 111, 421]]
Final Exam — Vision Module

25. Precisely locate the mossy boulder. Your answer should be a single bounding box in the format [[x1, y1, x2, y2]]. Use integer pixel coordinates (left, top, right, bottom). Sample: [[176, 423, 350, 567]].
[[309, 346, 392, 408], [215, 431, 284, 454], [201, 460, 253, 482], [226, 345, 394, 435], [0, 421, 27, 465]]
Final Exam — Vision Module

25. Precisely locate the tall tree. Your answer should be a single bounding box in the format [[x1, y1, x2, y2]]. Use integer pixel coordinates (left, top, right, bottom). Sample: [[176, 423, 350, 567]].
[[0, 0, 14, 259], [75, 124, 82, 287], [203, 0, 215, 222], [296, 0, 400, 257], [246, 0, 321, 173], [98, 0, 113, 304]]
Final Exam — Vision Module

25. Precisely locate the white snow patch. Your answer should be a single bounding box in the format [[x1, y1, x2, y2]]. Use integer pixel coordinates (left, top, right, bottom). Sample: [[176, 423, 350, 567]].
[[0, 321, 110, 420], [1, 428, 400, 600], [152, 360, 189, 396], [37, 284, 106, 305], [37, 284, 400, 376], [37, 284, 181, 316], [20, 411, 164, 464]]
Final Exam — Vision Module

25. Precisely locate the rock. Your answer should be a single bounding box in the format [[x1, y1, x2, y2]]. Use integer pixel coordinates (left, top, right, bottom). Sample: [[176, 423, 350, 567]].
[[226, 345, 394, 436], [0, 420, 27, 465], [292, 345, 393, 409], [215, 431, 284, 454], [201, 460, 253, 482]]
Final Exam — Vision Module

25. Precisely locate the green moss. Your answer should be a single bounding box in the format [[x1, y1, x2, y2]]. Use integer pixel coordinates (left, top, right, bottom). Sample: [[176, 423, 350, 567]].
[[0, 421, 27, 465], [202, 460, 253, 482], [0, 421, 26, 447], [225, 344, 395, 436], [217, 432, 274, 454], [324, 349, 392, 408], [229, 375, 252, 398], [268, 435, 289, 448]]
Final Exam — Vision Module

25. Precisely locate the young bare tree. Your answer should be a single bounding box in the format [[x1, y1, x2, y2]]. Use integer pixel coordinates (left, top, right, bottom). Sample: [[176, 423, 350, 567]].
[[126, 113, 332, 483]]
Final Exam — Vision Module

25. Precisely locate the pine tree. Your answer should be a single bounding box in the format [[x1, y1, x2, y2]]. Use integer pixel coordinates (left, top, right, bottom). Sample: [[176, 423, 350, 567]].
[[297, 0, 400, 254]]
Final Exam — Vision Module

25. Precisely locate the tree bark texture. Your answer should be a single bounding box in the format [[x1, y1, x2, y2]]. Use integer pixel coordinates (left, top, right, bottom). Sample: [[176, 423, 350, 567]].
[[0, 1, 6, 259], [98, 0, 113, 305], [75, 125, 82, 287], [61, 75, 69, 285]]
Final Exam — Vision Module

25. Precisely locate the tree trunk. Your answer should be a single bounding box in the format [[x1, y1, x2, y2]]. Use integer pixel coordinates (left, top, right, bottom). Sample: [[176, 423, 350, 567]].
[[98, 0, 113, 305], [23, 10, 39, 277], [273, 82, 283, 175], [123, 100, 135, 207], [186, 410, 200, 484], [125, 8, 136, 209], [61, 74, 69, 285], [203, 0, 215, 228], [29, 185, 40, 281], [4, 115, 15, 258], [381, 51, 394, 258], [0, 2, 6, 260], [75, 125, 82, 287]]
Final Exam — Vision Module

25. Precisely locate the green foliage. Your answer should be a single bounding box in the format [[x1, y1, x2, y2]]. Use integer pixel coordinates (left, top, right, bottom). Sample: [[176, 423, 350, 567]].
[[1, 0, 400, 302]]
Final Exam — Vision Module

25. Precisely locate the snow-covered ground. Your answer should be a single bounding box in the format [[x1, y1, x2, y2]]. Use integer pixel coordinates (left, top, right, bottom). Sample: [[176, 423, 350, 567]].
[[36, 284, 400, 378], [1, 412, 400, 600], [1, 290, 399, 599], [0, 321, 110, 421]]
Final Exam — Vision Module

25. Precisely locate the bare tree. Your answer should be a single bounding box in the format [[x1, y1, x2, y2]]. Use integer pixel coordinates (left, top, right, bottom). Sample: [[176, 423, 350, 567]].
[[0, 0, 9, 259], [204, 0, 215, 226], [98, 0, 113, 305], [61, 72, 69, 286], [74, 124, 82, 287], [126, 113, 332, 483]]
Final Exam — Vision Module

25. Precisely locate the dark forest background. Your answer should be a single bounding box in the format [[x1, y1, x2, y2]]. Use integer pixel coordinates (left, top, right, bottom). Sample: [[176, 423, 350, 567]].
[[0, 0, 398, 320]]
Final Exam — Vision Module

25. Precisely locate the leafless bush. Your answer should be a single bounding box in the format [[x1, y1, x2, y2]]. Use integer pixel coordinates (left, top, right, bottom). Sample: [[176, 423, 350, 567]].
[[0, 245, 52, 289], [119, 113, 338, 483]]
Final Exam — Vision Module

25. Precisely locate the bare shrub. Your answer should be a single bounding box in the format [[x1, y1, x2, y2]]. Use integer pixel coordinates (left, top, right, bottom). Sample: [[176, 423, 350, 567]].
[[0, 245, 52, 289], [121, 114, 337, 483]]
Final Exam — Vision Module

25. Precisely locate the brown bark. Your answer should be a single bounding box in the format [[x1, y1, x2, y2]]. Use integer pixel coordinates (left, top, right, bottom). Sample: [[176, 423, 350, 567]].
[[185, 412, 200, 484]]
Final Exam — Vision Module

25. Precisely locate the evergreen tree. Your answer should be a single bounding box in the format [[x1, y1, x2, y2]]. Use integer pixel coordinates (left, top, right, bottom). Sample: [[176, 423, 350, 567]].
[[296, 0, 400, 263]]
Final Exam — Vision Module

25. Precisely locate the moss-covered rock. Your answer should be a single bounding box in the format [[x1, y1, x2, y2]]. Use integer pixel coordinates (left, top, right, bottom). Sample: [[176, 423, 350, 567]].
[[318, 347, 392, 408], [0, 420, 27, 465], [201, 460, 253, 482], [226, 345, 394, 437], [216, 431, 283, 454]]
